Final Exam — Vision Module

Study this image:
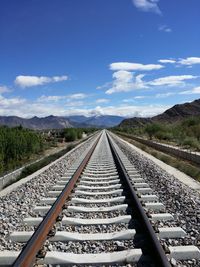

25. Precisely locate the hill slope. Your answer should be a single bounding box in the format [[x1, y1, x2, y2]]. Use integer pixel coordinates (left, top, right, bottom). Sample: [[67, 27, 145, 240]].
[[153, 99, 200, 121], [119, 99, 200, 127]]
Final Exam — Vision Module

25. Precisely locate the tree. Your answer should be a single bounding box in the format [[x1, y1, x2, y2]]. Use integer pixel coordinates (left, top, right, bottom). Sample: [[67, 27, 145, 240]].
[[145, 123, 163, 140]]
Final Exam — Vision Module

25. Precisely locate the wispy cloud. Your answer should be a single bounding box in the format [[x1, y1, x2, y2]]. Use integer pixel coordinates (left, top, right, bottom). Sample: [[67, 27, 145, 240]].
[[134, 95, 146, 99], [68, 93, 87, 100], [123, 99, 135, 103], [158, 56, 200, 66], [132, 0, 162, 15], [158, 59, 176, 64], [0, 86, 12, 94], [96, 98, 110, 104], [0, 94, 170, 118], [155, 92, 175, 98], [178, 57, 200, 66], [37, 95, 66, 102], [158, 25, 172, 33], [65, 101, 84, 107], [106, 71, 147, 94], [0, 95, 26, 108], [179, 86, 200, 95], [110, 62, 164, 71], [15, 75, 68, 88], [64, 104, 169, 118], [148, 75, 198, 87], [123, 96, 146, 102], [96, 82, 112, 90], [37, 93, 88, 104]]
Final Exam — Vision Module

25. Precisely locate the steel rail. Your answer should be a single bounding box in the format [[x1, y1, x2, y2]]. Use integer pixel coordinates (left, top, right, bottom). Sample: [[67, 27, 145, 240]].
[[107, 133, 171, 267], [12, 134, 101, 267]]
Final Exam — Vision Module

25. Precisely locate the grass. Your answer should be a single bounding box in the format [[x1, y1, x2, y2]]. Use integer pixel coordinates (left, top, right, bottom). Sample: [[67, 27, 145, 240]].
[[118, 134, 200, 182]]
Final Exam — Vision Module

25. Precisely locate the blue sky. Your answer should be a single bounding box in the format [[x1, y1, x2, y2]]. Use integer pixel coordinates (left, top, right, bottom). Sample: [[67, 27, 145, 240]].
[[0, 0, 200, 118]]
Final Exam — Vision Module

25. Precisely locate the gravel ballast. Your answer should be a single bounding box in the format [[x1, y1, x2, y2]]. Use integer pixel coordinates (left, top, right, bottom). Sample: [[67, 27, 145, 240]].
[[0, 136, 97, 251], [112, 133, 200, 267]]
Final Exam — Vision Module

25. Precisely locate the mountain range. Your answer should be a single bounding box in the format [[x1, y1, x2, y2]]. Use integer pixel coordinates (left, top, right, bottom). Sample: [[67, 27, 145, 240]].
[[119, 98, 200, 127], [1, 99, 199, 130], [0, 115, 125, 130], [68, 115, 125, 128]]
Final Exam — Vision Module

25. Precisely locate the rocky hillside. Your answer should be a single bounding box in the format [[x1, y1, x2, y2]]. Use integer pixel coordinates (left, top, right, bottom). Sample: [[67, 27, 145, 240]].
[[119, 117, 151, 128], [0, 115, 73, 130], [154, 99, 200, 121], [119, 98, 200, 127]]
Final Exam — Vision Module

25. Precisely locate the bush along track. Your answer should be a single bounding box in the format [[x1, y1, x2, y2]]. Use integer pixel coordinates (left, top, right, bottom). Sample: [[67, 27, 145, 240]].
[[3, 134, 94, 189]]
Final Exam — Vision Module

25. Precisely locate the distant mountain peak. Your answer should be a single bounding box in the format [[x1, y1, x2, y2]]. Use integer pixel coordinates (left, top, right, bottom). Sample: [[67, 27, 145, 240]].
[[0, 114, 125, 129]]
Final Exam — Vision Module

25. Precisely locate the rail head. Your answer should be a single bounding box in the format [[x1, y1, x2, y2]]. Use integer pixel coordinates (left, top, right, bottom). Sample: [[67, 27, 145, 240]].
[[12, 134, 101, 267], [107, 132, 171, 267]]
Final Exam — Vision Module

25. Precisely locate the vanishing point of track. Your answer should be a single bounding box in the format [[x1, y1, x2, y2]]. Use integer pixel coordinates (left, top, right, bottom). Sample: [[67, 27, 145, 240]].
[[0, 130, 200, 267]]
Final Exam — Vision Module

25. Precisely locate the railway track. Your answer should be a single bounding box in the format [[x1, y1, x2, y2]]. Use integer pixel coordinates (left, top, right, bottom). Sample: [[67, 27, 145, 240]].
[[0, 130, 199, 266]]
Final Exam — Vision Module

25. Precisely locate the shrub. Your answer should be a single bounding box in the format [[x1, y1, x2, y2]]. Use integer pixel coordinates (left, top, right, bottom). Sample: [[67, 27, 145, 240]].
[[63, 129, 77, 142], [182, 137, 200, 150], [144, 123, 163, 140], [0, 126, 44, 175]]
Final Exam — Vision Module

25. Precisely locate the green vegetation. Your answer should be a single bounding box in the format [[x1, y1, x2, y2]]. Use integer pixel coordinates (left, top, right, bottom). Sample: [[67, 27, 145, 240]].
[[0, 126, 44, 175], [0, 126, 97, 178], [4, 144, 76, 188], [114, 116, 200, 150], [61, 128, 97, 142], [119, 136, 200, 182]]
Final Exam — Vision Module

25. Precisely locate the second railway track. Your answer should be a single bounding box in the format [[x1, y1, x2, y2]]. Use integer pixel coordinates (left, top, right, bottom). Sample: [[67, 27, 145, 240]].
[[0, 130, 200, 267]]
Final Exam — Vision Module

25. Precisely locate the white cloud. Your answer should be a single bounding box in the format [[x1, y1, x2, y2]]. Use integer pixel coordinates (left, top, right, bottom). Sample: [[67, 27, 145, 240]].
[[178, 57, 200, 66], [110, 62, 164, 71], [179, 86, 200, 95], [0, 96, 67, 118], [96, 98, 110, 104], [134, 95, 146, 99], [96, 82, 112, 90], [159, 56, 200, 66], [155, 92, 175, 98], [37, 93, 88, 103], [123, 96, 146, 102], [106, 71, 147, 94], [158, 59, 176, 64], [68, 93, 87, 100], [132, 0, 161, 15], [0, 95, 170, 118], [37, 95, 66, 102], [148, 75, 198, 87], [0, 95, 26, 108], [15, 75, 68, 88], [123, 99, 135, 103], [91, 104, 169, 117], [159, 25, 172, 33], [158, 56, 200, 66], [65, 101, 84, 107], [61, 104, 169, 117], [0, 86, 12, 94], [105, 72, 198, 95]]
